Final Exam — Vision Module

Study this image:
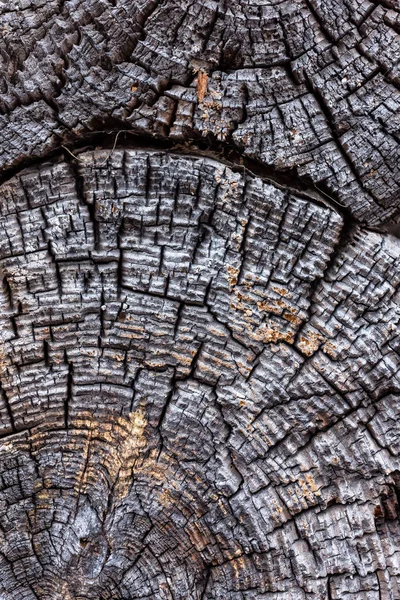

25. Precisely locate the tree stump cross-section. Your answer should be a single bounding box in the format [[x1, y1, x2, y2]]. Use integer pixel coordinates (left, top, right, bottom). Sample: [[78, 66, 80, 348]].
[[0, 1, 399, 599]]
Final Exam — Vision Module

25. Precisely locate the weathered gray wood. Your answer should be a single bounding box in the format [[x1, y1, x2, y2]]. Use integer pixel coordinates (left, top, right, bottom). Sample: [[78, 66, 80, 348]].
[[0, 0, 399, 227], [0, 1, 399, 599]]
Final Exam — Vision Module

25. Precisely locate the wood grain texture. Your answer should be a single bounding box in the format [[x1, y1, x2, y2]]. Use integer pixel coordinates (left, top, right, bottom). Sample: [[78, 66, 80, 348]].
[[0, 1, 399, 599], [0, 0, 399, 226], [0, 149, 398, 598]]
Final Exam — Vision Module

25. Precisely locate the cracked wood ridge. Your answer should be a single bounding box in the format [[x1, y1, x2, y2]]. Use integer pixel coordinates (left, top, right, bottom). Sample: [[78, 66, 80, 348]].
[[0, 1, 399, 599]]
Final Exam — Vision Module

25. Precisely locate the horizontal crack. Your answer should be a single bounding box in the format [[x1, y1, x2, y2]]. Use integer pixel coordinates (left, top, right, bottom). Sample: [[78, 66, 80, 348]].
[[0, 127, 348, 218]]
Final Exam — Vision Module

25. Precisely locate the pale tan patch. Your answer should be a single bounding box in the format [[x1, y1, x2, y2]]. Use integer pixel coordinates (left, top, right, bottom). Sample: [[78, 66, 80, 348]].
[[298, 473, 321, 502], [71, 408, 149, 501], [322, 341, 337, 357], [297, 331, 325, 356]]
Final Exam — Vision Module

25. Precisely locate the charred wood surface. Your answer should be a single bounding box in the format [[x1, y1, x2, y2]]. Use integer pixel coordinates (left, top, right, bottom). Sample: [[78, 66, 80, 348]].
[[0, 1, 399, 599]]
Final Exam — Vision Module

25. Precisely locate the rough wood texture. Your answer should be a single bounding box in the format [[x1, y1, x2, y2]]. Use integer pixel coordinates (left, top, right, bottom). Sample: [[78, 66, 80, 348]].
[[0, 1, 399, 599], [0, 0, 399, 227]]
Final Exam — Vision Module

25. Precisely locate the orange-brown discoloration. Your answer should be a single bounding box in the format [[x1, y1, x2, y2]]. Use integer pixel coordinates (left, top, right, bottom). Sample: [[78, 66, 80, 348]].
[[272, 286, 291, 297], [249, 324, 294, 345], [282, 311, 302, 326], [227, 266, 239, 287], [256, 300, 282, 315], [196, 70, 208, 103]]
